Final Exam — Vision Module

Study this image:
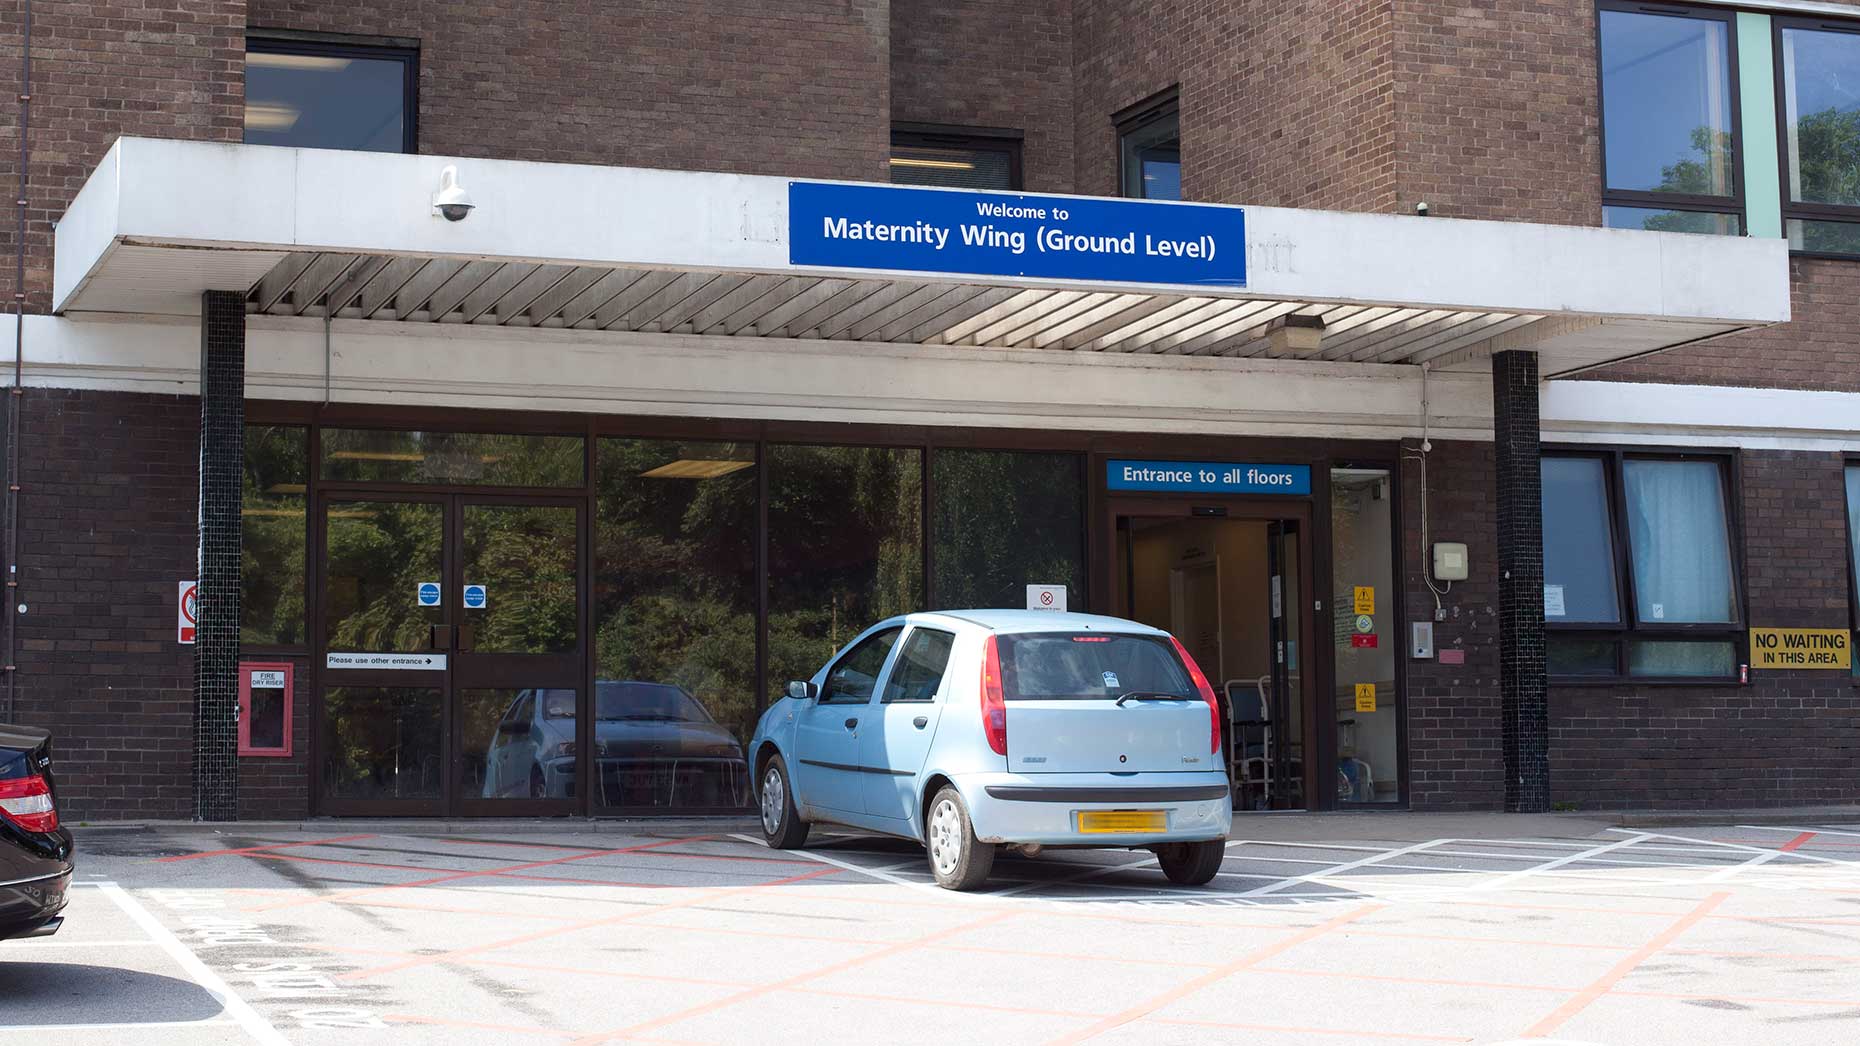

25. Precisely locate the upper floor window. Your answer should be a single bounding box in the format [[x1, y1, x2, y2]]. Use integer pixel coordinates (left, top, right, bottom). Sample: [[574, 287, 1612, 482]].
[[1116, 91, 1180, 201], [1846, 463, 1860, 677], [1542, 450, 1743, 681], [1777, 19, 1860, 256], [890, 127, 1021, 190], [245, 36, 418, 153], [1597, 3, 1742, 235]]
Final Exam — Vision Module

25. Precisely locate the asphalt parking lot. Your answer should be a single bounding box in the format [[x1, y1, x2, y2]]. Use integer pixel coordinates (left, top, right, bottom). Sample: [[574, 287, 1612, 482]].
[[5, 816, 1860, 1045]]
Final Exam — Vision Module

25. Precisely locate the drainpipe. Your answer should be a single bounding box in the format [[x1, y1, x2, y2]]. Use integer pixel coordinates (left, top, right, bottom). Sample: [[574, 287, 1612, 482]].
[[5, 0, 30, 722]]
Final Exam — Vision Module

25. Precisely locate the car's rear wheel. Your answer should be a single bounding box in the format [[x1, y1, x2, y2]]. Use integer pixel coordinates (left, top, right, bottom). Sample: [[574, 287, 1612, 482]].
[[759, 755, 809, 849], [1154, 840, 1226, 885], [925, 786, 994, 891]]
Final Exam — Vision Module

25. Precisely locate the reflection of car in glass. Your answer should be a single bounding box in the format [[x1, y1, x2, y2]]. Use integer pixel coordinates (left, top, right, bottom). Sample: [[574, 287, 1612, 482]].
[[480, 683, 749, 808], [750, 611, 1232, 890], [1, 724, 74, 941]]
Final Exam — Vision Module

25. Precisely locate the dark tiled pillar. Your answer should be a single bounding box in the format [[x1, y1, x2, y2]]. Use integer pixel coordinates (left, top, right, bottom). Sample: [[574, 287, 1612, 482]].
[[1492, 350, 1548, 813], [194, 290, 244, 821]]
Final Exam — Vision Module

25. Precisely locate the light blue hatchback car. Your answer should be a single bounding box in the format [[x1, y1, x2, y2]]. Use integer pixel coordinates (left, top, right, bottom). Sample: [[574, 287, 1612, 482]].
[[749, 610, 1233, 890]]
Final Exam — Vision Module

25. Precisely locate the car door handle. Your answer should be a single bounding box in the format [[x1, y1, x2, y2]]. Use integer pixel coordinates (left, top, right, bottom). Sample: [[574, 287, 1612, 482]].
[[912, 716, 928, 729], [843, 718, 859, 730]]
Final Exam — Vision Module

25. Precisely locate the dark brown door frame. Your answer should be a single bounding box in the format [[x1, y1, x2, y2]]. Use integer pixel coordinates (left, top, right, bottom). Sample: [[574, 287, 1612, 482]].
[[1094, 494, 1324, 811]]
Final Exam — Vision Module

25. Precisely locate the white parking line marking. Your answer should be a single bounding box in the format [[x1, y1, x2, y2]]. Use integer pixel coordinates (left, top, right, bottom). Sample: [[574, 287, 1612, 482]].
[[1739, 824, 1860, 840], [100, 883, 292, 1046], [1612, 828, 1860, 869], [1474, 834, 1652, 892], [1240, 838, 1451, 897]]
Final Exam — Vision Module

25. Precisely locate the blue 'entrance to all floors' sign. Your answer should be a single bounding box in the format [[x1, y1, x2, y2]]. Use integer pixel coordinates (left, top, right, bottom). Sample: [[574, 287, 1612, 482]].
[[1107, 460, 1311, 495], [788, 182, 1246, 288]]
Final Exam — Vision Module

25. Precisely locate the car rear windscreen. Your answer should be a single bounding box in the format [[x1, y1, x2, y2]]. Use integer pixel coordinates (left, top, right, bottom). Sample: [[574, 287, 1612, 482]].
[[997, 633, 1191, 700]]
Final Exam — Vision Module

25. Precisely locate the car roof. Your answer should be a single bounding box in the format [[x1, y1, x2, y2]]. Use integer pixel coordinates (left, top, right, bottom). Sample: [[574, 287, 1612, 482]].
[[904, 610, 1170, 637]]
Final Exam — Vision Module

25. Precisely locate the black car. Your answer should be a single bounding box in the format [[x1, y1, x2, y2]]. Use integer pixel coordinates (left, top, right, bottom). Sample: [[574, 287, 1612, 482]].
[[0, 724, 73, 941]]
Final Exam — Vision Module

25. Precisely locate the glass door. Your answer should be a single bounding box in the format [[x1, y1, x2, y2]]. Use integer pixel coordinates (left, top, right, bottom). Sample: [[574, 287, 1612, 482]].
[[315, 492, 584, 816], [1266, 520, 1306, 809]]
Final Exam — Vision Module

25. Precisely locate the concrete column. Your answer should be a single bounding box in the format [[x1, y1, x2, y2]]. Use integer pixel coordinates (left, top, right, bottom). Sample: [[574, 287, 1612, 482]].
[[194, 290, 244, 821], [1492, 349, 1549, 813]]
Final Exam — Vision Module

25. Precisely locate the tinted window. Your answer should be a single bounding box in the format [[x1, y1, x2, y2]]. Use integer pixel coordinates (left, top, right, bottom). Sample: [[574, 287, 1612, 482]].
[[243, 425, 308, 645], [891, 132, 1019, 190], [322, 429, 584, 486], [881, 629, 955, 703], [933, 450, 1085, 608], [595, 682, 714, 723], [998, 633, 1189, 700], [1541, 456, 1622, 624], [245, 42, 414, 153], [1120, 102, 1181, 201], [1780, 25, 1860, 208], [822, 628, 902, 705], [1600, 9, 1734, 197]]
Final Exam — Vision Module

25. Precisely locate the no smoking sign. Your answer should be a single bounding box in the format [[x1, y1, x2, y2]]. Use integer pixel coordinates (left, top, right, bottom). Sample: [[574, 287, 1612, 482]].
[[178, 580, 197, 644], [1026, 584, 1067, 613]]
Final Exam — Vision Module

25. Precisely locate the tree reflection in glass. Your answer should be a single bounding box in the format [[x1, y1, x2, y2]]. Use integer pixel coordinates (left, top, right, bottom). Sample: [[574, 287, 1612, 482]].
[[933, 449, 1085, 608], [243, 425, 308, 645], [324, 500, 444, 652]]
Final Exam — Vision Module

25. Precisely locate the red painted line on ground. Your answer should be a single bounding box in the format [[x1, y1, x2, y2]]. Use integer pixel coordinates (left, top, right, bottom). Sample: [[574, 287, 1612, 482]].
[[1149, 1016, 1473, 1043], [489, 870, 677, 889], [1042, 903, 1385, 1046], [1518, 890, 1728, 1039], [246, 851, 451, 874], [246, 834, 720, 913], [335, 864, 844, 981], [1248, 965, 1568, 993], [328, 898, 586, 923], [563, 909, 1019, 1044], [1779, 831, 1818, 852], [384, 1012, 713, 1045], [1348, 929, 1630, 952], [154, 833, 377, 863]]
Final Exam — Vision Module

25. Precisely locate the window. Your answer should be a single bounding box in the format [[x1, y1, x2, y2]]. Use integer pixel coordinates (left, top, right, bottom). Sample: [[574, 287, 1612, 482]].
[[245, 36, 417, 153], [996, 632, 1190, 700], [891, 127, 1021, 190], [1117, 91, 1181, 200], [243, 425, 308, 646], [1846, 464, 1860, 676], [1777, 19, 1860, 256], [1597, 4, 1742, 235], [321, 429, 584, 486], [932, 449, 1085, 609], [880, 629, 955, 703], [821, 628, 903, 705], [238, 662, 294, 757], [1542, 450, 1743, 680]]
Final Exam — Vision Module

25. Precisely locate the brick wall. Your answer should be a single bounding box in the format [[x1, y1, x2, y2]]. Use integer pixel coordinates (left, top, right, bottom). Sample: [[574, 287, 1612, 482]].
[[0, 0, 245, 311], [890, 0, 1074, 193], [1071, 0, 1397, 211], [244, 0, 891, 181], [14, 389, 199, 821]]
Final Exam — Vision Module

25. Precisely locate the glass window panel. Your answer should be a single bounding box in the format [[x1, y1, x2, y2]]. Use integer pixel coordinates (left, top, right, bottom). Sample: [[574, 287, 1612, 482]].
[[245, 45, 410, 153], [1541, 456, 1622, 624], [1627, 639, 1737, 678], [321, 429, 584, 486], [890, 142, 1016, 190], [768, 445, 924, 700], [1848, 465, 1860, 678], [324, 499, 444, 652], [320, 686, 442, 800], [593, 438, 757, 809], [932, 450, 1085, 609], [1331, 469, 1399, 803], [1622, 459, 1737, 625], [1786, 217, 1860, 255], [822, 627, 903, 705], [461, 688, 581, 801], [1780, 26, 1860, 208], [1549, 637, 1619, 677], [243, 425, 308, 645], [1121, 109, 1181, 200], [460, 504, 578, 654], [881, 629, 956, 703], [1599, 10, 1734, 196], [1603, 206, 1741, 236]]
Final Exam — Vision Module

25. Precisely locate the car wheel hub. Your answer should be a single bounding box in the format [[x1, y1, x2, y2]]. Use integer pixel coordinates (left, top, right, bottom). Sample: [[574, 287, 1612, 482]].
[[761, 767, 784, 834], [929, 798, 961, 875]]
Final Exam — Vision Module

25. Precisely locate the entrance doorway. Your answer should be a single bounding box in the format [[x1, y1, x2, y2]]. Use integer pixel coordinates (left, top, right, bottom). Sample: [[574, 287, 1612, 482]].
[[1111, 503, 1313, 809], [314, 493, 584, 816]]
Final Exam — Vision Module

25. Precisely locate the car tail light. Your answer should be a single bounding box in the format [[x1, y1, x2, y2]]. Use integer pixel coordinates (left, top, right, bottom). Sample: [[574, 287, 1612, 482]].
[[980, 634, 1008, 756], [0, 774, 58, 833], [1169, 636, 1222, 755]]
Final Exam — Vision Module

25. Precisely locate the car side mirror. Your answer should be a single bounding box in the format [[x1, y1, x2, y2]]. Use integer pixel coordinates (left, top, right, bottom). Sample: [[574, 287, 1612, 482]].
[[787, 680, 818, 701]]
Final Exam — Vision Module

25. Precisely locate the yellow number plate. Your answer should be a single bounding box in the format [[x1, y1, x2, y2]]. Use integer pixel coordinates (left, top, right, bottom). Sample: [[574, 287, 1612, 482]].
[[1076, 810, 1167, 834]]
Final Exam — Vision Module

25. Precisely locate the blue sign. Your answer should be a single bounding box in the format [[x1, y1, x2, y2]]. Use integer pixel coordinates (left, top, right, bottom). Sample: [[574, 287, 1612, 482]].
[[416, 582, 441, 607], [463, 584, 487, 609], [1107, 460, 1311, 496], [789, 182, 1245, 288]]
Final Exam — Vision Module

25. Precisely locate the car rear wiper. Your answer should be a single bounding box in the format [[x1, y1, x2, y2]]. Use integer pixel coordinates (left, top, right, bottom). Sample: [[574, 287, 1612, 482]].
[[1114, 691, 1191, 706]]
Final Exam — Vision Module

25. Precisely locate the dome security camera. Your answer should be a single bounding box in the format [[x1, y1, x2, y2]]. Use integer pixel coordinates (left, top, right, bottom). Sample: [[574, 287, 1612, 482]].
[[1414, 201, 1430, 217], [432, 165, 475, 222]]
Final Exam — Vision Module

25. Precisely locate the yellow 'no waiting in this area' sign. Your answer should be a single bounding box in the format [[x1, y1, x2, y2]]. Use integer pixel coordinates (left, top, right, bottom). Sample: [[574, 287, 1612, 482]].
[[1748, 628, 1850, 670]]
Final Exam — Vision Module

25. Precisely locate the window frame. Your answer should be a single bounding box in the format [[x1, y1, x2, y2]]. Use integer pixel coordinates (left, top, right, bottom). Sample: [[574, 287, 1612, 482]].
[[1844, 458, 1860, 681], [245, 33, 420, 155], [819, 626, 904, 705], [237, 661, 295, 757], [890, 124, 1024, 191], [1595, 1, 1746, 232], [1543, 446, 1747, 684], [1771, 15, 1860, 259], [878, 626, 957, 704], [1114, 88, 1181, 200]]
